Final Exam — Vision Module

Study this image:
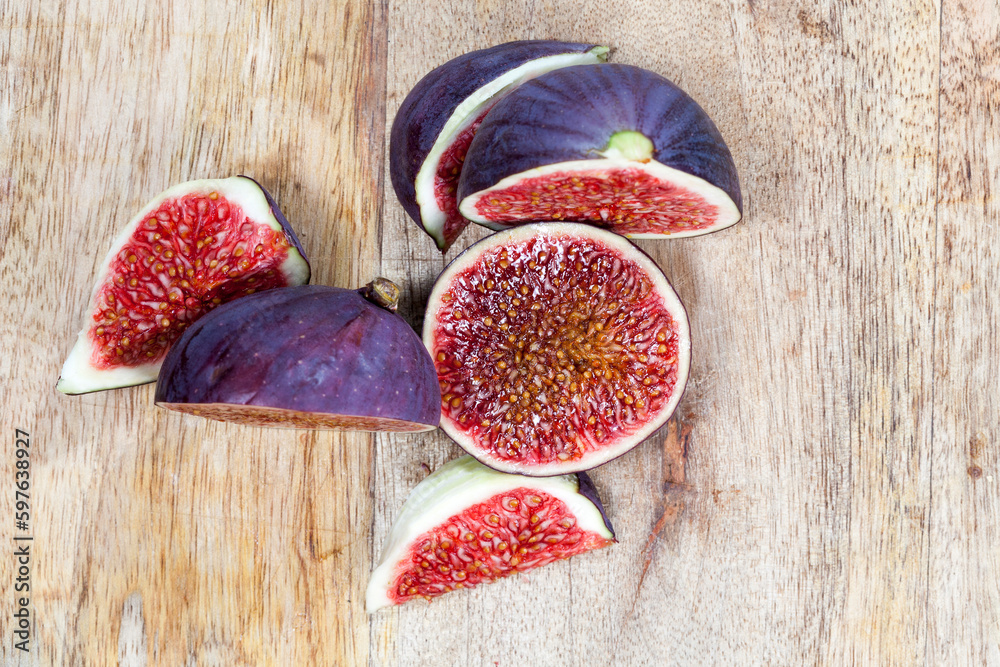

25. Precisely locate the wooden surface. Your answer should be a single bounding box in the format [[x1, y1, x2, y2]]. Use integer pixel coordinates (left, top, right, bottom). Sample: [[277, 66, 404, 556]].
[[1, 0, 998, 664]]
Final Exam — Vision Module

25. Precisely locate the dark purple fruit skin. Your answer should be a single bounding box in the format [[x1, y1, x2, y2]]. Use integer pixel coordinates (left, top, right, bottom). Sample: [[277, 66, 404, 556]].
[[155, 285, 440, 427], [239, 175, 310, 277], [576, 471, 616, 538], [457, 64, 742, 213], [390, 41, 605, 227]]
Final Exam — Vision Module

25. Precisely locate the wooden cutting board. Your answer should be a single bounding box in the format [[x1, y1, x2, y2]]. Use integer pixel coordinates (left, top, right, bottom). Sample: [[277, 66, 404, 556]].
[[1, 0, 998, 664]]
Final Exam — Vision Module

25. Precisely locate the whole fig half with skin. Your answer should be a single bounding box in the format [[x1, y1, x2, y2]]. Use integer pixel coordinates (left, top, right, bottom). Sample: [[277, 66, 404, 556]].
[[155, 281, 440, 432], [57, 176, 311, 395], [390, 40, 609, 251], [366, 455, 615, 612], [458, 64, 742, 238], [424, 223, 691, 476]]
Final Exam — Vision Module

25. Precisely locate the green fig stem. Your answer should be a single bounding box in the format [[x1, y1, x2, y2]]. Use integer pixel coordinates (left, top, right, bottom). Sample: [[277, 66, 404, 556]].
[[360, 278, 400, 312], [590, 45, 611, 62], [597, 130, 654, 162]]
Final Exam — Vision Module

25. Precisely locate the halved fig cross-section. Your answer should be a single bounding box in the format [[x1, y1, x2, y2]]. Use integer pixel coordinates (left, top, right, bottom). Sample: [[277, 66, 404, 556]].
[[458, 64, 742, 238], [367, 455, 615, 612], [424, 223, 691, 476], [390, 40, 609, 251], [155, 281, 440, 432], [57, 176, 310, 395]]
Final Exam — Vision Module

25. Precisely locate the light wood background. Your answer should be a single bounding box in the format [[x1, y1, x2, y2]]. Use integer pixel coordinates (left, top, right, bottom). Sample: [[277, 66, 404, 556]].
[[1, 0, 998, 664]]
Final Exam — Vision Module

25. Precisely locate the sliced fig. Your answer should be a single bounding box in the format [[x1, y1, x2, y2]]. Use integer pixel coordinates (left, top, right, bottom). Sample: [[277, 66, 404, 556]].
[[390, 40, 609, 251], [155, 281, 440, 432], [424, 223, 690, 475], [366, 455, 615, 611], [57, 176, 310, 395], [458, 64, 742, 238]]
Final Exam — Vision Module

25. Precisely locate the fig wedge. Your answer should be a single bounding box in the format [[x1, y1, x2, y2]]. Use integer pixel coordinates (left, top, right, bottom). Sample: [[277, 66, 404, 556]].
[[459, 64, 742, 238], [367, 455, 615, 611], [390, 40, 609, 251], [58, 177, 310, 395], [155, 281, 440, 431]]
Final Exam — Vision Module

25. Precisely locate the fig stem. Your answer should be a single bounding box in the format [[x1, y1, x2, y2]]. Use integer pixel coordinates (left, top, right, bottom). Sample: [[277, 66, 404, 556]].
[[590, 45, 611, 62], [597, 130, 654, 162], [360, 278, 400, 312]]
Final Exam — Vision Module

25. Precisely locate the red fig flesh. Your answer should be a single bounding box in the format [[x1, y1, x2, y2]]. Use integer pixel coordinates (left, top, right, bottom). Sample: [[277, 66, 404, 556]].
[[424, 223, 691, 475]]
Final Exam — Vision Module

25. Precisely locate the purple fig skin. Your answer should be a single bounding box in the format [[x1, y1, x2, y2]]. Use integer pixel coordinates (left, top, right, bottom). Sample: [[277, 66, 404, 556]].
[[575, 471, 616, 538], [239, 175, 310, 273], [390, 40, 607, 248], [155, 284, 440, 429], [457, 63, 742, 214]]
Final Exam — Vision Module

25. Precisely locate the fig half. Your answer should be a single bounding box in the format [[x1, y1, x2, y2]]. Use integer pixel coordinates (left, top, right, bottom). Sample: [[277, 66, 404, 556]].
[[57, 176, 310, 395], [424, 223, 691, 475], [390, 40, 609, 251], [458, 64, 743, 238], [366, 455, 615, 611], [155, 281, 440, 431]]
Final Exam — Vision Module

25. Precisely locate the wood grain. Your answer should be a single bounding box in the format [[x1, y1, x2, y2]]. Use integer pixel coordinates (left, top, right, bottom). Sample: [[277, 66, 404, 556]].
[[1, 0, 387, 664], [1, 0, 998, 664], [928, 1, 1000, 664]]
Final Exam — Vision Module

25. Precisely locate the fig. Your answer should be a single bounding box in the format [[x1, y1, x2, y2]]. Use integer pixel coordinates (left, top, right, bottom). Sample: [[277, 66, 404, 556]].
[[458, 64, 742, 238], [366, 455, 615, 611], [57, 176, 310, 395], [424, 223, 690, 475], [155, 280, 440, 432], [390, 40, 609, 251]]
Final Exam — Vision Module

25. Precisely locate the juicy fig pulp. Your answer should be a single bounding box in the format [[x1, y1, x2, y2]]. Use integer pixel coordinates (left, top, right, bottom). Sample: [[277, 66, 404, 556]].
[[57, 176, 310, 395], [155, 281, 440, 432], [389, 40, 609, 251], [424, 223, 691, 476], [458, 63, 742, 238], [367, 455, 615, 611]]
